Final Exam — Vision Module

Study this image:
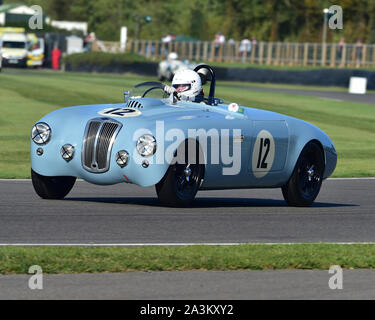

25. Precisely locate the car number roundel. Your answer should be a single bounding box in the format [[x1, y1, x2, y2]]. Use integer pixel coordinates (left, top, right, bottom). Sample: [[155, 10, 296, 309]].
[[98, 107, 142, 117], [252, 130, 275, 178]]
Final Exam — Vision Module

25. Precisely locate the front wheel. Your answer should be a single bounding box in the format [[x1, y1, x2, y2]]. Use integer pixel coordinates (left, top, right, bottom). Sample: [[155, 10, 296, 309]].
[[156, 141, 204, 207], [282, 141, 325, 207], [31, 169, 76, 199]]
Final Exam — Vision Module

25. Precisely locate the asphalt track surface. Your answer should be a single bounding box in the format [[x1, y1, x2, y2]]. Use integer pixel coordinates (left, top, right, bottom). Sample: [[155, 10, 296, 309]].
[[2, 269, 375, 299], [0, 178, 374, 244]]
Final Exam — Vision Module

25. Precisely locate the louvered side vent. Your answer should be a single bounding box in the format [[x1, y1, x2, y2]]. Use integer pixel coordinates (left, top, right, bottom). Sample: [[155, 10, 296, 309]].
[[82, 118, 122, 173]]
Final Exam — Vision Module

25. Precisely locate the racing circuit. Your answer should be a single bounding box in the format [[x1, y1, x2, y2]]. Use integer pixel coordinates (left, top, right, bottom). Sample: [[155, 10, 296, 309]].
[[1, 178, 374, 244]]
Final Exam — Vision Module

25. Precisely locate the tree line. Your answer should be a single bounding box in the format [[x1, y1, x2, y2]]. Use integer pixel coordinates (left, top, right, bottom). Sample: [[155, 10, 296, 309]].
[[4, 0, 375, 43]]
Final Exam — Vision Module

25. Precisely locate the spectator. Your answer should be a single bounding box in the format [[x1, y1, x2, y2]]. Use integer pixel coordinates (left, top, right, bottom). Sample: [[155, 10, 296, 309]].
[[218, 32, 225, 44], [251, 36, 257, 45], [214, 32, 225, 57], [355, 39, 363, 68], [239, 38, 251, 57], [162, 34, 175, 57], [337, 37, 345, 60], [51, 45, 61, 70], [162, 34, 172, 43], [84, 32, 96, 52]]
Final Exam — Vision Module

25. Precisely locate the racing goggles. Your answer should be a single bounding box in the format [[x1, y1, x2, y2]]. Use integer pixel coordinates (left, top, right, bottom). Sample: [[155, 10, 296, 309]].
[[172, 83, 191, 93]]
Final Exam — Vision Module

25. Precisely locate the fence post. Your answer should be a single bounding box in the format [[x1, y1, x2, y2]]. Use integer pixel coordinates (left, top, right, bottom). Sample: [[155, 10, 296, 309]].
[[294, 43, 299, 66], [136, 40, 140, 55], [250, 42, 256, 64], [285, 43, 291, 65], [147, 40, 152, 58], [196, 41, 201, 60], [188, 41, 193, 60], [274, 42, 281, 65], [303, 43, 308, 66], [154, 41, 158, 60], [280, 43, 285, 65], [160, 42, 166, 58], [361, 44, 367, 67], [312, 43, 317, 66], [168, 41, 172, 55], [234, 41, 239, 62], [125, 40, 132, 53], [140, 40, 145, 56], [321, 43, 327, 66], [266, 42, 273, 65], [181, 41, 187, 59], [259, 42, 264, 64], [330, 44, 336, 67], [351, 44, 356, 68], [339, 44, 346, 68], [218, 44, 223, 62], [241, 43, 247, 63], [210, 42, 215, 61], [203, 41, 208, 61]]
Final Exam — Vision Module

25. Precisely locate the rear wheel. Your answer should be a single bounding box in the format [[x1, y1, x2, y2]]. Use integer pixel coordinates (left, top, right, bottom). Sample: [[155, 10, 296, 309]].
[[282, 141, 325, 207], [31, 169, 76, 199], [156, 141, 204, 207]]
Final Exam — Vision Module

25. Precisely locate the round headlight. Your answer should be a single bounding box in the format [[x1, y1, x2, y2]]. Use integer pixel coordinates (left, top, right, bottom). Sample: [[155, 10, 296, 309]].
[[136, 134, 157, 157], [31, 122, 51, 145], [116, 150, 129, 167], [61, 144, 75, 162]]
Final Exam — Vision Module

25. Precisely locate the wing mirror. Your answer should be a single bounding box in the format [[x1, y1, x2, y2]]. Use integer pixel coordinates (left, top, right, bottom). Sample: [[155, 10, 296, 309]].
[[124, 90, 130, 103]]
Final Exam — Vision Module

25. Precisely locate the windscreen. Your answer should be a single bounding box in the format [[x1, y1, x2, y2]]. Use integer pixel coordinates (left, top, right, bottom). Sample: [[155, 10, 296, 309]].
[[2, 41, 26, 49], [130, 82, 168, 99]]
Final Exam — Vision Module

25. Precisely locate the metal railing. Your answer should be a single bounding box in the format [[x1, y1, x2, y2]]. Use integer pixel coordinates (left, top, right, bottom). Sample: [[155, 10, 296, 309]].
[[94, 40, 375, 68]]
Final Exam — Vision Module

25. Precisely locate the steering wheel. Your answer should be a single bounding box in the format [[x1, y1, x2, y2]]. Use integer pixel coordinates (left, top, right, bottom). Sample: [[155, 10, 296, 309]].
[[141, 86, 164, 98]]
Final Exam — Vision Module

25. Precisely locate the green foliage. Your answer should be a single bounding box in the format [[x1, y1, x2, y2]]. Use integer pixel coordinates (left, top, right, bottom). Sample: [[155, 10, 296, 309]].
[[3, 0, 374, 42], [63, 52, 147, 68]]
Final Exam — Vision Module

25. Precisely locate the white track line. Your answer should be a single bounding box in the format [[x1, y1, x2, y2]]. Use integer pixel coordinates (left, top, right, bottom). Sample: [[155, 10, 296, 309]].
[[1, 242, 375, 247]]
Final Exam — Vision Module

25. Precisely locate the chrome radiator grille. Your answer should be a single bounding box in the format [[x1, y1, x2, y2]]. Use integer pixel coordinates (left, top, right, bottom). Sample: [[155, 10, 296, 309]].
[[82, 118, 122, 173]]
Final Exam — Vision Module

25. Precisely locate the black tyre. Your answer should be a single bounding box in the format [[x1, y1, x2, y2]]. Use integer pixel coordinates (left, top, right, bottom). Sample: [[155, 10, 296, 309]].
[[31, 169, 76, 199], [282, 141, 325, 207], [156, 141, 204, 207]]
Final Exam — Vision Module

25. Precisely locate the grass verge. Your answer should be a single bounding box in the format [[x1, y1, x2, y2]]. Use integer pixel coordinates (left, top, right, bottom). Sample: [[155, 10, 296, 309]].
[[1, 244, 375, 274]]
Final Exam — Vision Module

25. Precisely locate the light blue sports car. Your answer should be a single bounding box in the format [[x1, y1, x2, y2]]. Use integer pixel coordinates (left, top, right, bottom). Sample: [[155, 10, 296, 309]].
[[30, 65, 337, 207]]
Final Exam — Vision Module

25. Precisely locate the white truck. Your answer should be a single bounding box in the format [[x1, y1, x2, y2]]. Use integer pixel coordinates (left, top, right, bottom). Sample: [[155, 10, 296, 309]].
[[0, 32, 28, 68]]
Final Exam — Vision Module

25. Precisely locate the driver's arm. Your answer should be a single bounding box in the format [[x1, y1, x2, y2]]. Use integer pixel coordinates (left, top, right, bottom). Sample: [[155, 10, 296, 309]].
[[163, 84, 176, 95]]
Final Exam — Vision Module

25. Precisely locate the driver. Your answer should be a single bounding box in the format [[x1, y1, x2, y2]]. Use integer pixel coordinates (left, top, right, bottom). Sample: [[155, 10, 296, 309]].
[[164, 69, 204, 103]]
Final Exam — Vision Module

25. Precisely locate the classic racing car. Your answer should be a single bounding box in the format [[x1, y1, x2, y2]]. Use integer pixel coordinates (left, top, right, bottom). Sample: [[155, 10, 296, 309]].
[[30, 65, 337, 207], [157, 52, 197, 81]]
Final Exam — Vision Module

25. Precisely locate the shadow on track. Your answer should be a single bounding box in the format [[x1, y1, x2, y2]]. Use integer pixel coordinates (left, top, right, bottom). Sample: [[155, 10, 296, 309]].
[[64, 196, 357, 208]]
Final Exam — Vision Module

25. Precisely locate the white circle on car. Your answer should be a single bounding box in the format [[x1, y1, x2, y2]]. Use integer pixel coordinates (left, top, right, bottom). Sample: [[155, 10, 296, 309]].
[[228, 103, 239, 113], [252, 130, 275, 178], [98, 107, 142, 117]]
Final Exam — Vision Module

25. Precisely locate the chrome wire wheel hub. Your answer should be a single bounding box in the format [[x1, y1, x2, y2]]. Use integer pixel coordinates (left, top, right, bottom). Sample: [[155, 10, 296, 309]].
[[184, 166, 192, 182], [298, 157, 322, 200], [174, 162, 201, 200]]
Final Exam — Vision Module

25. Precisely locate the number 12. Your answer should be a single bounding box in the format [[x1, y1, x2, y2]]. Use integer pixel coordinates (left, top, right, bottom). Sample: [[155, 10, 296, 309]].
[[257, 138, 270, 169]]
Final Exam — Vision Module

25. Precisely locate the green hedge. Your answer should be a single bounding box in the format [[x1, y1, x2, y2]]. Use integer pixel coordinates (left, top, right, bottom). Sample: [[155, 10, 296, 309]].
[[63, 52, 149, 68]]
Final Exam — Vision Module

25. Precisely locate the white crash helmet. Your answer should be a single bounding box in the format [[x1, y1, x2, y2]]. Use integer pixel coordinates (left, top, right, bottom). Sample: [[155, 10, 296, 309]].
[[168, 52, 178, 60], [172, 69, 202, 101]]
